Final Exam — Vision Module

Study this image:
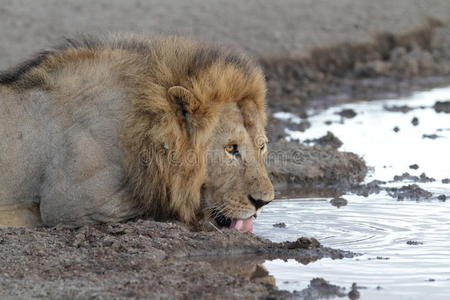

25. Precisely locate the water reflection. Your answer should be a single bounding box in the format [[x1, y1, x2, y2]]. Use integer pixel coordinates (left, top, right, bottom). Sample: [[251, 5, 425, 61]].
[[261, 86, 450, 299], [197, 255, 357, 298]]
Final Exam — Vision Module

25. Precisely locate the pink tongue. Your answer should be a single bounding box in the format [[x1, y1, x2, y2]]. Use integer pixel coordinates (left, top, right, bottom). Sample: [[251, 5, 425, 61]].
[[230, 217, 254, 232]]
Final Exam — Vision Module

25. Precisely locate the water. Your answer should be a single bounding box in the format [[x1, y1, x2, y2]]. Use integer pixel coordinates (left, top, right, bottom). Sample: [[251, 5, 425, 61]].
[[255, 86, 450, 299]]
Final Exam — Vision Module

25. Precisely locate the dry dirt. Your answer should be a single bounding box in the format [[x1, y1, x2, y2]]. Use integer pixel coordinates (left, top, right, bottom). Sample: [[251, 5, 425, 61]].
[[1, 0, 450, 67]]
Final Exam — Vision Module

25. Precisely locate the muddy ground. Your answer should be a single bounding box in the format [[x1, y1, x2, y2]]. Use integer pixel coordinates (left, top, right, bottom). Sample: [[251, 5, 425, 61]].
[[1, 1, 450, 299], [0, 220, 356, 299]]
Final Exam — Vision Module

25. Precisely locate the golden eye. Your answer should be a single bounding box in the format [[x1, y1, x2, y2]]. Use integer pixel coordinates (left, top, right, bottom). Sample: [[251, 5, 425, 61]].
[[225, 144, 239, 155]]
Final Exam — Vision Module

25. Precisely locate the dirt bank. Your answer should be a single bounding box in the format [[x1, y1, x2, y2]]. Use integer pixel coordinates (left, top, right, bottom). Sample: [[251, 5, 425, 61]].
[[0, 220, 355, 299], [1, 0, 450, 69], [268, 141, 367, 191], [264, 22, 450, 114]]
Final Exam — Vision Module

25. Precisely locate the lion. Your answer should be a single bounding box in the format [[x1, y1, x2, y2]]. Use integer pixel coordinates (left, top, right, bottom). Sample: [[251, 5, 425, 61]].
[[0, 33, 274, 231]]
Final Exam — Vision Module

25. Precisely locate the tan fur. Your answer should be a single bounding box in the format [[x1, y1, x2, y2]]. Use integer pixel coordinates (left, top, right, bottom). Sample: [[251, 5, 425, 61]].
[[0, 33, 274, 227]]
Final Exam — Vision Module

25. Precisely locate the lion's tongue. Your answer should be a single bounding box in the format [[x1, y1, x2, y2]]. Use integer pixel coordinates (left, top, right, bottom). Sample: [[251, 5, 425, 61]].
[[230, 217, 254, 232]]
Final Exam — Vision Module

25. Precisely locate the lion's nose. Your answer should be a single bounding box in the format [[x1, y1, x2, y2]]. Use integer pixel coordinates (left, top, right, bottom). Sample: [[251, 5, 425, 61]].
[[248, 195, 271, 209]]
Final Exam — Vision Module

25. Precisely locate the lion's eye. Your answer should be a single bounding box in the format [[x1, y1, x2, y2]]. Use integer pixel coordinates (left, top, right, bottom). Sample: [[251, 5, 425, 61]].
[[225, 144, 239, 156]]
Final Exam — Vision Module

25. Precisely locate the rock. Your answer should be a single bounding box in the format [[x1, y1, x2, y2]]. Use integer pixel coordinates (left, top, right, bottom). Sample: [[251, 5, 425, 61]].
[[393, 172, 419, 182], [437, 194, 447, 201], [304, 131, 343, 149], [434, 101, 450, 113], [393, 172, 435, 183], [336, 109, 357, 119], [283, 237, 321, 250], [295, 278, 347, 299], [273, 222, 287, 228], [409, 164, 419, 170], [330, 197, 348, 208], [393, 126, 400, 132], [418, 173, 435, 183], [350, 180, 385, 197], [348, 283, 361, 300], [384, 105, 413, 113], [287, 120, 311, 132], [411, 117, 419, 126], [422, 134, 442, 139], [386, 184, 432, 200], [406, 240, 423, 245]]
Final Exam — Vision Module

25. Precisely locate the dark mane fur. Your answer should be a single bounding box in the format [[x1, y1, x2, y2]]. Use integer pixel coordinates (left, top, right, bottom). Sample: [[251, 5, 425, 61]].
[[0, 51, 53, 85], [0, 34, 255, 87]]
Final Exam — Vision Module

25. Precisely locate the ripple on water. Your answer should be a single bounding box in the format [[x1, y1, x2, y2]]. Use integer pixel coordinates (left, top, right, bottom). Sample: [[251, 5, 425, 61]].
[[258, 86, 450, 299], [255, 196, 450, 298]]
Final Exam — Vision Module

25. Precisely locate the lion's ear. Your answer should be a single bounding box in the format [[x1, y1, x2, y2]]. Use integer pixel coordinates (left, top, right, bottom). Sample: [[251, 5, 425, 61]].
[[168, 86, 201, 138], [168, 86, 200, 112]]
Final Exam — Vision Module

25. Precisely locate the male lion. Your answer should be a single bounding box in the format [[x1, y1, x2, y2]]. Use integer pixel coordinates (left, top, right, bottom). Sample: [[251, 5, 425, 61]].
[[0, 34, 274, 231]]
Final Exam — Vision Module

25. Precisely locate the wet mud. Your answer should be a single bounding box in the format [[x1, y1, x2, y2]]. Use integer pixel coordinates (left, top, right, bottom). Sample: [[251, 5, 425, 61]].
[[192, 257, 361, 300], [267, 141, 367, 191], [351, 181, 437, 201], [392, 172, 435, 183], [0, 220, 355, 299], [302, 131, 343, 149], [386, 184, 433, 201]]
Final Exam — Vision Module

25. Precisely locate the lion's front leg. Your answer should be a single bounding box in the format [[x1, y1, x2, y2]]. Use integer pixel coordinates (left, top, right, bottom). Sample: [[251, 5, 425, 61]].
[[0, 203, 42, 227]]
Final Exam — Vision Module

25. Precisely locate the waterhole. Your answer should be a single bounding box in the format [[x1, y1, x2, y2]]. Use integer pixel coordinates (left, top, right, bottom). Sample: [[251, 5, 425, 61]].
[[255, 86, 450, 299]]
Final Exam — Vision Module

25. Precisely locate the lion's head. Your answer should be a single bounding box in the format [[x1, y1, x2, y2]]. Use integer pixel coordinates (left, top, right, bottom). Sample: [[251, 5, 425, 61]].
[[201, 101, 274, 232], [116, 36, 274, 231]]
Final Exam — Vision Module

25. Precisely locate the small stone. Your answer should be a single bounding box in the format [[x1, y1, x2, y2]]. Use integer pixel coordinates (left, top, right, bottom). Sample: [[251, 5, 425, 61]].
[[384, 105, 413, 113], [437, 194, 447, 201], [348, 283, 360, 300], [337, 109, 357, 119], [387, 184, 432, 200], [411, 117, 419, 126], [376, 256, 389, 260], [393, 126, 400, 132], [330, 197, 348, 208], [406, 240, 423, 245], [409, 164, 419, 170], [273, 222, 287, 228], [434, 101, 450, 113], [304, 131, 343, 149], [422, 134, 441, 139], [285, 237, 321, 249], [393, 172, 418, 182], [442, 178, 450, 184], [419, 173, 435, 183]]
